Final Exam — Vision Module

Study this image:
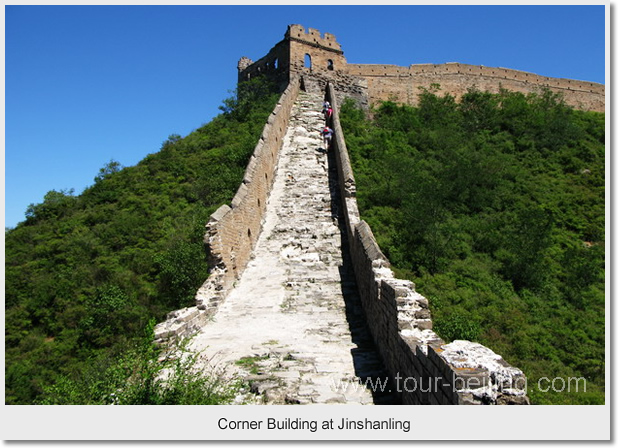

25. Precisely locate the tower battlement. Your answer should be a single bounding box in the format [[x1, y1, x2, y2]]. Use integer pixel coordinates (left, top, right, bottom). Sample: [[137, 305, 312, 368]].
[[237, 24, 604, 112], [285, 24, 343, 53]]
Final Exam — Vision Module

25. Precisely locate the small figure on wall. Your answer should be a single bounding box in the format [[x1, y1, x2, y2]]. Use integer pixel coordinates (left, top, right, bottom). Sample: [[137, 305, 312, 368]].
[[320, 126, 333, 151]]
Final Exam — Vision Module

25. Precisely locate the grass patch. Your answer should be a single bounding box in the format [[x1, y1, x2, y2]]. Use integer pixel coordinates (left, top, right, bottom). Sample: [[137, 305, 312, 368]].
[[235, 355, 270, 374]]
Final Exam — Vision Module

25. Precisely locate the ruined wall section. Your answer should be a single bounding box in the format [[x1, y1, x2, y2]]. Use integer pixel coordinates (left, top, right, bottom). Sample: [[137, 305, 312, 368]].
[[346, 64, 414, 105], [237, 40, 290, 91], [347, 62, 605, 112], [238, 25, 604, 114], [238, 25, 369, 109], [326, 82, 529, 405], [286, 25, 350, 96], [154, 78, 301, 344], [285, 25, 371, 110], [237, 24, 349, 94]]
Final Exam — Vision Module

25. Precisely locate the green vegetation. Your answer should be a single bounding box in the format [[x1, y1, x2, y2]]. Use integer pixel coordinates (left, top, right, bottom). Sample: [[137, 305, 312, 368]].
[[340, 86, 605, 405], [235, 355, 270, 375], [5, 75, 605, 406], [5, 76, 280, 404], [37, 320, 239, 405]]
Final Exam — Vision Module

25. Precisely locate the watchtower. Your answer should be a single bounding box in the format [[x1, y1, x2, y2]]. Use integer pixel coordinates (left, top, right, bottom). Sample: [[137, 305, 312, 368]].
[[237, 24, 348, 92], [285, 24, 347, 77], [237, 24, 604, 112]]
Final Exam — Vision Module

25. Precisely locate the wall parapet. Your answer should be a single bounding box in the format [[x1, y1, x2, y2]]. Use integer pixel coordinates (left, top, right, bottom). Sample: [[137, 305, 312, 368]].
[[347, 61, 604, 112], [348, 62, 604, 93], [326, 82, 530, 405], [154, 77, 301, 344], [238, 24, 604, 114]]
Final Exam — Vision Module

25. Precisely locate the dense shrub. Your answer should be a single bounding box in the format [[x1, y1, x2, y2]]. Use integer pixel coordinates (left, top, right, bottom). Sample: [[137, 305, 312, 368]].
[[37, 321, 238, 405], [341, 87, 605, 405], [5, 76, 279, 404]]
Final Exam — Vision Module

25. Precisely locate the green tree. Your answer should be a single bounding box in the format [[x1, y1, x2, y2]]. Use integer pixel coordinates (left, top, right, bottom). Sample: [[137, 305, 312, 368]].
[[340, 86, 605, 405], [25, 189, 76, 223], [5, 75, 280, 404]]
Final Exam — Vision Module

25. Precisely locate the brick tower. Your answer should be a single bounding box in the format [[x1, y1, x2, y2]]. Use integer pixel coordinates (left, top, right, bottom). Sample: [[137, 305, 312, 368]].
[[237, 24, 348, 92]]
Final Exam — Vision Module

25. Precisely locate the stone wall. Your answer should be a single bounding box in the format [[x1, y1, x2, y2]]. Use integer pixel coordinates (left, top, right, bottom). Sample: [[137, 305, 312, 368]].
[[347, 62, 605, 112], [286, 24, 346, 74], [237, 41, 290, 92], [238, 25, 605, 114], [326, 82, 530, 405], [153, 78, 301, 344]]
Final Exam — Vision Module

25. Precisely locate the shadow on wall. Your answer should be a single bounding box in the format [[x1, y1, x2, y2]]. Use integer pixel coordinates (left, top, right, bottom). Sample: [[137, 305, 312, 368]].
[[325, 81, 530, 405], [154, 78, 303, 345], [322, 131, 401, 405]]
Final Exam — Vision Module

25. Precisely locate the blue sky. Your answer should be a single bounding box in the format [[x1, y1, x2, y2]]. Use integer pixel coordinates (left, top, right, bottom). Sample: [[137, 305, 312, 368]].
[[5, 4, 606, 229]]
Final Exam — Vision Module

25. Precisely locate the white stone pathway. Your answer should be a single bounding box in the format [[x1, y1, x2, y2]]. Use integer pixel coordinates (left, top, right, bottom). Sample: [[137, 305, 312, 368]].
[[189, 92, 395, 405]]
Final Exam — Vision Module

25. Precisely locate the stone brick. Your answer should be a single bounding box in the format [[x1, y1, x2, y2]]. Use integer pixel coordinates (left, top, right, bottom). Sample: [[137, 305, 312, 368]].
[[457, 392, 480, 405], [453, 368, 491, 391], [240, 24, 604, 114], [417, 319, 433, 331], [496, 394, 531, 405]]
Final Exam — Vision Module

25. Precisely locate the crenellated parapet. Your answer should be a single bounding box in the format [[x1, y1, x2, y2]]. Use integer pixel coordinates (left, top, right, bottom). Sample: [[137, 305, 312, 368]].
[[347, 62, 604, 111], [285, 24, 343, 53], [238, 24, 604, 112]]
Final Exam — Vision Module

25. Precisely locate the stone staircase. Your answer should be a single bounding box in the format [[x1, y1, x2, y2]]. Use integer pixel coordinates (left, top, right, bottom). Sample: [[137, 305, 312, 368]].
[[189, 92, 397, 405]]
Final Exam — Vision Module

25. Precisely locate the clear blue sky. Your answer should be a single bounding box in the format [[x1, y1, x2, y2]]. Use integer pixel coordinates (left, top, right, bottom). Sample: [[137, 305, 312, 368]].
[[5, 4, 606, 229]]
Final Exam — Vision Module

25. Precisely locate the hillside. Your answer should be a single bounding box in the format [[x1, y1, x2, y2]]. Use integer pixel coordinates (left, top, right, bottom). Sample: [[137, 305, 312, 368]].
[[5, 77, 280, 404], [5, 78, 605, 406], [339, 86, 605, 405]]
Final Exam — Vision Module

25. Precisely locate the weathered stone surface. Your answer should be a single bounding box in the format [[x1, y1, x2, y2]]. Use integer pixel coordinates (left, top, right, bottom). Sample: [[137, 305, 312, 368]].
[[239, 25, 604, 114], [187, 92, 395, 405], [154, 79, 301, 345], [156, 44, 532, 405], [325, 83, 530, 405], [496, 394, 531, 405], [440, 340, 529, 404]]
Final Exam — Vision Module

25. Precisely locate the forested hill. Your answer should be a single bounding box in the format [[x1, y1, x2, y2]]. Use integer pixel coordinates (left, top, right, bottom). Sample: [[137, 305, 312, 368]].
[[340, 86, 605, 405], [5, 77, 280, 404], [5, 78, 605, 406]]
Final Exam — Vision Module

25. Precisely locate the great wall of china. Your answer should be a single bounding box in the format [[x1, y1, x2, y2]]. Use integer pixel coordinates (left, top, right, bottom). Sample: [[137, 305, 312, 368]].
[[237, 24, 604, 113], [154, 25, 605, 405]]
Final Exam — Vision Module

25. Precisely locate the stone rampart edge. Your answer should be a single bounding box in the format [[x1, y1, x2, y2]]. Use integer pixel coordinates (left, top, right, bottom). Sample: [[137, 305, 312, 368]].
[[326, 82, 530, 405], [154, 77, 301, 344]]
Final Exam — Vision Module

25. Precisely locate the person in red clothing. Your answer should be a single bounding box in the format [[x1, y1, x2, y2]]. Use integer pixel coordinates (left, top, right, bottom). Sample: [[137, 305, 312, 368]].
[[325, 106, 333, 120], [320, 126, 333, 151], [322, 101, 333, 121]]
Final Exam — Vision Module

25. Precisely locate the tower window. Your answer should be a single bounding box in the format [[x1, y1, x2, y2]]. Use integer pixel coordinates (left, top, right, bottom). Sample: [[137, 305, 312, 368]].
[[304, 54, 312, 69], [327, 59, 334, 71]]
